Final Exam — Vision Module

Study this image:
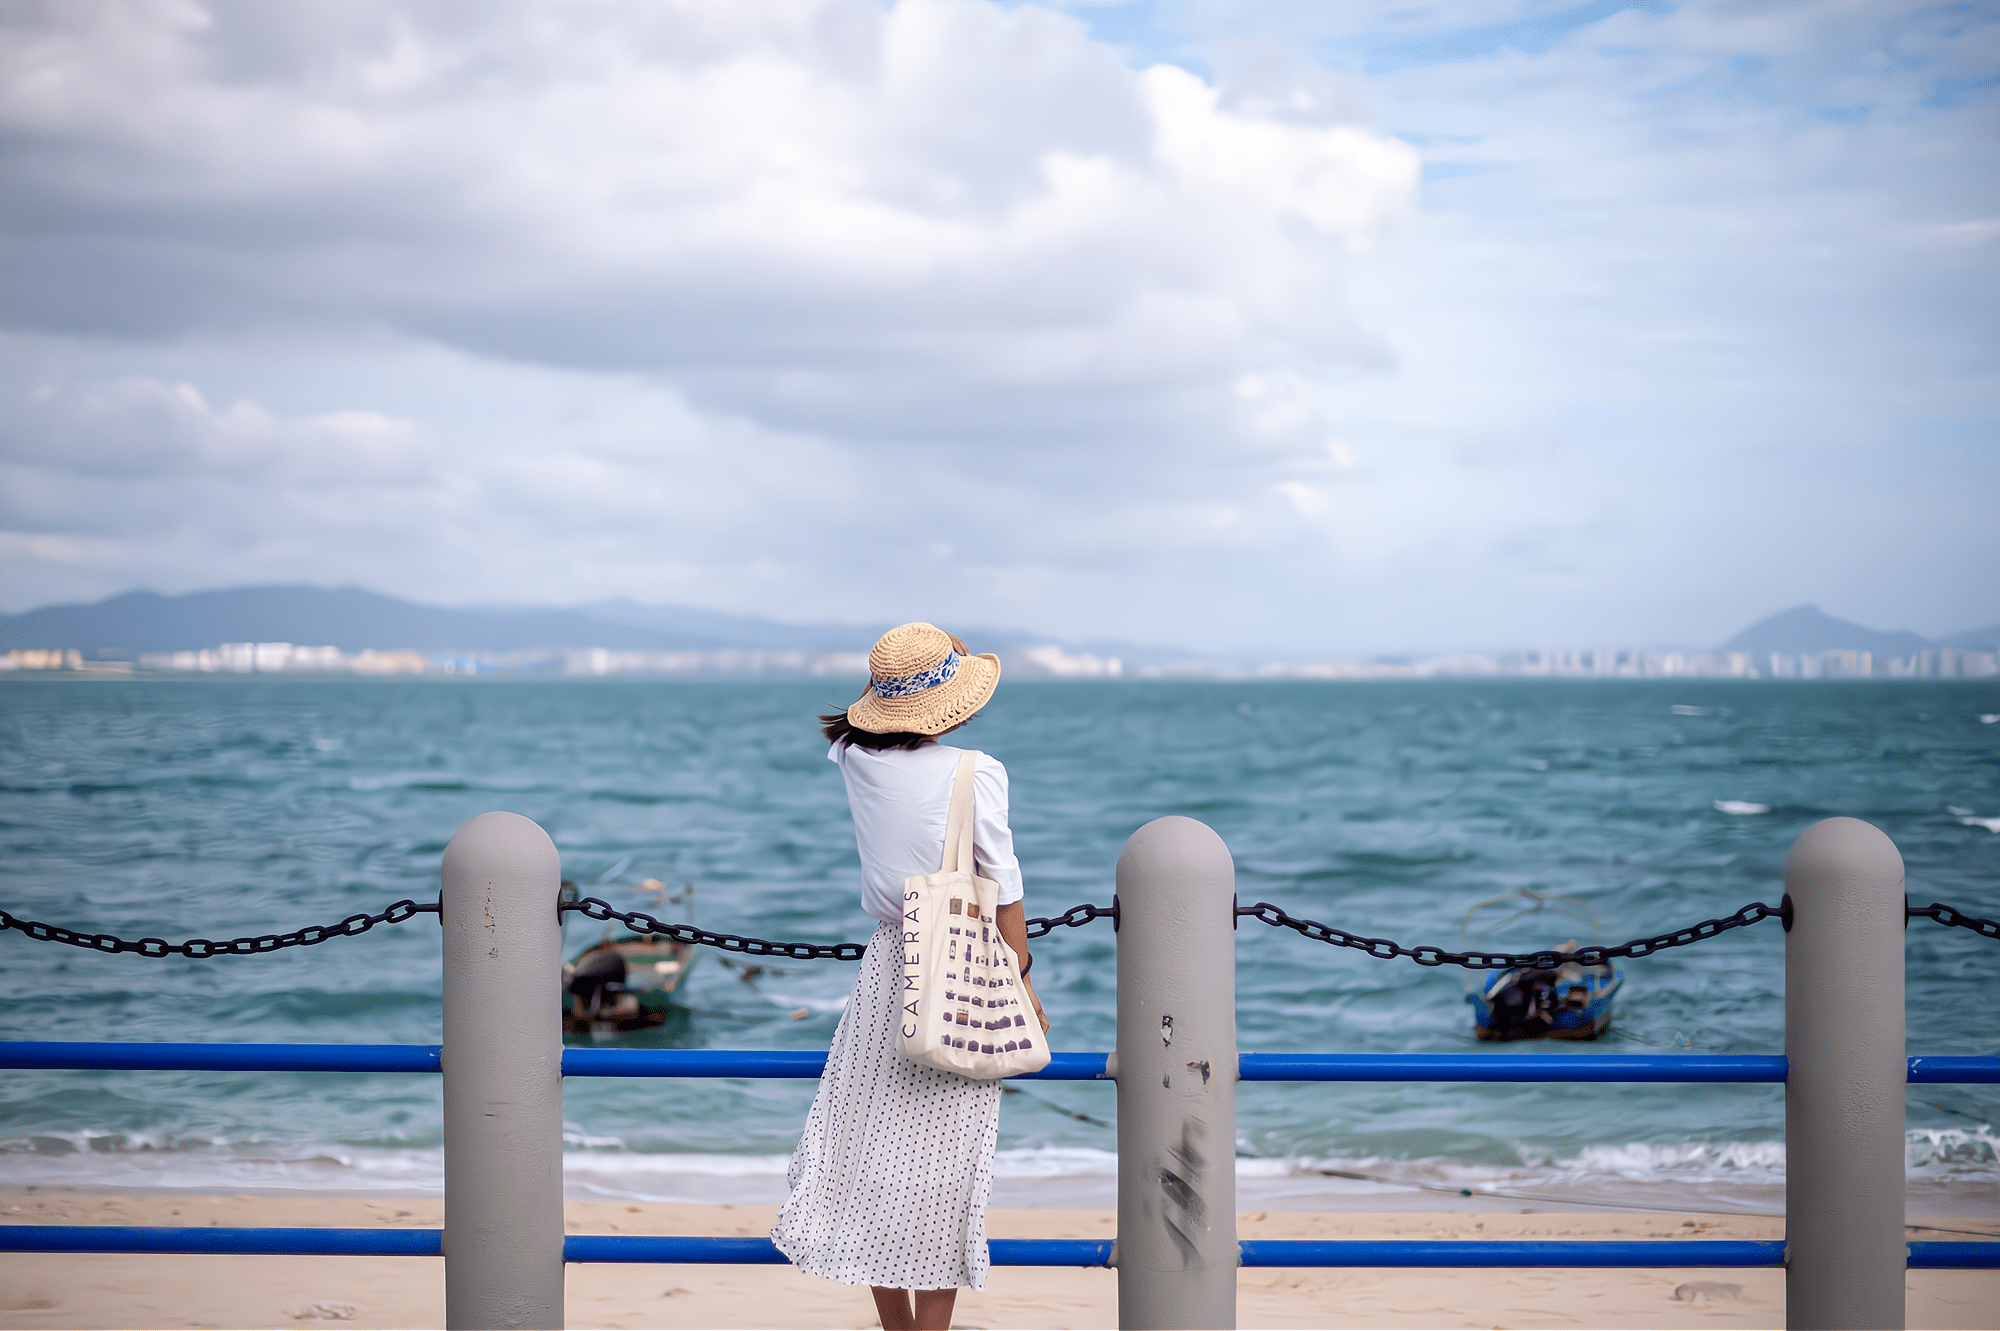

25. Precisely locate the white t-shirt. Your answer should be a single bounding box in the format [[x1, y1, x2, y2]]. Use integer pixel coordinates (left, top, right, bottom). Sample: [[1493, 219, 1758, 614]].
[[830, 741, 1025, 926]]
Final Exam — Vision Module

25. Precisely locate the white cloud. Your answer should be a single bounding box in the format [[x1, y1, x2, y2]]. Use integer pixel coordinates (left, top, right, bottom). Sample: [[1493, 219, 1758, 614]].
[[0, 346, 868, 613], [0, 0, 1994, 653], [0, 0, 1416, 447], [1, 375, 425, 483], [1928, 218, 2000, 247], [1146, 63, 1415, 240], [0, 0, 1433, 645], [1164, 0, 2000, 646]]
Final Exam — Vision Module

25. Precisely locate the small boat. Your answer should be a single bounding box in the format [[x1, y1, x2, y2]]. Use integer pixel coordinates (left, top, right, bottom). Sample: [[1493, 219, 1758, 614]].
[[560, 879, 699, 1038], [563, 933, 699, 1036], [1460, 890, 1623, 1042]]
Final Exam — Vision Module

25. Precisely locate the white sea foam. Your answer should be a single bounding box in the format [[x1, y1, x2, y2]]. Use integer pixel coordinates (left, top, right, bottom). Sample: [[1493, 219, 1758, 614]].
[[1907, 1126, 2000, 1175], [1531, 1139, 1788, 1184], [561, 1121, 627, 1150], [0, 1133, 448, 1195], [1713, 799, 1770, 816], [9, 1129, 1995, 1204]]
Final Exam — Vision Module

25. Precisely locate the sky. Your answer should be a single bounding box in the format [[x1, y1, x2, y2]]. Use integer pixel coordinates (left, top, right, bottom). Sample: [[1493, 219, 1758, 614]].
[[1, 0, 1995, 658]]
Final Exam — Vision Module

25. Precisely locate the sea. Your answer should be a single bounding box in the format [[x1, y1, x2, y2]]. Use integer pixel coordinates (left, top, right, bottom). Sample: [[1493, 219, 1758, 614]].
[[2, 677, 1996, 1215]]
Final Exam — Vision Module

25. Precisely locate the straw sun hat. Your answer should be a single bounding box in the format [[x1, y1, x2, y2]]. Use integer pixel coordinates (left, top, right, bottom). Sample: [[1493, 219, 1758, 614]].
[[846, 622, 1001, 736]]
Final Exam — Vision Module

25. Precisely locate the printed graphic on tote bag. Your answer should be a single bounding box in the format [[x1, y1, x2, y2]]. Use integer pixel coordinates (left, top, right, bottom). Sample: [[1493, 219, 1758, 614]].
[[934, 897, 1034, 1057], [898, 751, 1049, 1078]]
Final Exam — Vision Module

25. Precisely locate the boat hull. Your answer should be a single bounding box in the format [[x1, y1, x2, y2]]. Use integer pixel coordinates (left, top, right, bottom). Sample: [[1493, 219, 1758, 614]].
[[562, 936, 698, 1037], [1467, 962, 1622, 1042]]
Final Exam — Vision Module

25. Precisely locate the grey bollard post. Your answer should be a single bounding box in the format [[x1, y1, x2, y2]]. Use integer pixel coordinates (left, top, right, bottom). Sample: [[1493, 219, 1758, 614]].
[[1115, 816, 1238, 1331], [1784, 817, 1906, 1330], [442, 812, 565, 1330]]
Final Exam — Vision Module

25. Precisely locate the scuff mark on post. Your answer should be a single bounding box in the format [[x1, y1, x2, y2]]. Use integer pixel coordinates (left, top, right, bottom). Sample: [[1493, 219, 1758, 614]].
[[1187, 1059, 1211, 1085], [1161, 1014, 1173, 1047], [1157, 1121, 1210, 1265]]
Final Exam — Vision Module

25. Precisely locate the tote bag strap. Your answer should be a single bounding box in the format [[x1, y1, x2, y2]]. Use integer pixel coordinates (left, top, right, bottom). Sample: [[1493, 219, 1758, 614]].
[[940, 748, 979, 875]]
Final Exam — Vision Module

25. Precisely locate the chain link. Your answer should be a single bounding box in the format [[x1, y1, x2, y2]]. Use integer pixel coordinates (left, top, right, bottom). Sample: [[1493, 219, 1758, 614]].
[[558, 899, 1116, 956], [0, 899, 436, 958], [1233, 899, 1788, 970], [561, 897, 867, 960], [1025, 902, 1117, 938], [1908, 900, 2000, 940], [3, 892, 1991, 966]]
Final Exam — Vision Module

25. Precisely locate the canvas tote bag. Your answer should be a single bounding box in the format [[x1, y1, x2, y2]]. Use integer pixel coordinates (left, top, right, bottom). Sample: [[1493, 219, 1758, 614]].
[[896, 749, 1051, 1079]]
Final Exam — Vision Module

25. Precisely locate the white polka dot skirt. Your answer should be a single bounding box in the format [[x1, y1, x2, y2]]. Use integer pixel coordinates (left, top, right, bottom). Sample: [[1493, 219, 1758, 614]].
[[771, 921, 1001, 1290]]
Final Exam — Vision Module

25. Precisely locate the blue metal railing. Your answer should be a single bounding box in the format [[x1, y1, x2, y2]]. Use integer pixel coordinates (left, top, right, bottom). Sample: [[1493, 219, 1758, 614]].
[[7, 1043, 1998, 1082], [5, 1041, 1997, 1269], [5, 1225, 1995, 1269], [1239, 1052, 1791, 1082], [564, 1048, 1106, 1080], [0, 1042, 442, 1074]]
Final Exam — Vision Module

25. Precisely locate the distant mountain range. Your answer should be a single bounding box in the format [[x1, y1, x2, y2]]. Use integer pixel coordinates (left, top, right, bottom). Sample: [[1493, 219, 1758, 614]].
[[0, 587, 777, 654], [1720, 604, 1999, 656], [0, 586, 1994, 661], [0, 585, 1170, 665]]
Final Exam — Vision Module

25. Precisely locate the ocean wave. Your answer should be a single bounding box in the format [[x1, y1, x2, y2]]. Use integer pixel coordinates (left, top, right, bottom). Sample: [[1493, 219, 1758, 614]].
[[345, 771, 545, 793], [9, 681, 1998, 1210], [0, 1134, 446, 1195], [1712, 799, 1771, 816], [562, 1121, 627, 1150], [7, 1129, 1994, 1201], [1534, 1139, 1788, 1183], [1908, 1125, 2000, 1174]]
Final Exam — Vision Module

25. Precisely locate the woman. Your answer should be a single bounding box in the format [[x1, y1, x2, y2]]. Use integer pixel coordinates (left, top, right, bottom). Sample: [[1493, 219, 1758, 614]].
[[771, 622, 1049, 1331]]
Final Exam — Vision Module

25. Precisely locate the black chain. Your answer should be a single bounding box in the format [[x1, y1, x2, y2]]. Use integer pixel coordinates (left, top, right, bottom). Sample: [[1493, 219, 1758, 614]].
[[3, 893, 1991, 967], [1908, 901, 2000, 940], [561, 897, 866, 960], [1025, 902, 1118, 938], [0, 900, 436, 959], [559, 897, 1116, 957], [1233, 899, 1788, 970]]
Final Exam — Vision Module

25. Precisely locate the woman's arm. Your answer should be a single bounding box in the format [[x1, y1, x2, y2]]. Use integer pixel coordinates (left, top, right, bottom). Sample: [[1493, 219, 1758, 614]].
[[995, 901, 1049, 1033]]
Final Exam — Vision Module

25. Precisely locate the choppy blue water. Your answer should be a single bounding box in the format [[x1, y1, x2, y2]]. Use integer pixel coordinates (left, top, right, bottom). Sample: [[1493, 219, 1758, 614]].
[[2, 678, 1996, 1210]]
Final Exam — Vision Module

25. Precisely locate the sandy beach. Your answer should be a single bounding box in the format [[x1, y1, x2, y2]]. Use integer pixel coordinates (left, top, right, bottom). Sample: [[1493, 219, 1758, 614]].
[[1, 1192, 1994, 1329]]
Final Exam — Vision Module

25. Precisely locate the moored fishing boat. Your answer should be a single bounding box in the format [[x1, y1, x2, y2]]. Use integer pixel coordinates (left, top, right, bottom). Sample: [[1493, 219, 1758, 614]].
[[1460, 890, 1624, 1041], [560, 877, 699, 1038], [562, 933, 698, 1036]]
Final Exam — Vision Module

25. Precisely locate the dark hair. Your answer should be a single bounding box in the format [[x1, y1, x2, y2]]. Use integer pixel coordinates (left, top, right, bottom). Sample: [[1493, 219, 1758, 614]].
[[820, 709, 933, 751]]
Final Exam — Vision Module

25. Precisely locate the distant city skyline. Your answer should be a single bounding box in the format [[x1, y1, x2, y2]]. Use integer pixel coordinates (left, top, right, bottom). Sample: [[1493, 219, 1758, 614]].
[[2, 583, 1995, 680], [1, 3, 1994, 655], [14, 642, 1990, 682]]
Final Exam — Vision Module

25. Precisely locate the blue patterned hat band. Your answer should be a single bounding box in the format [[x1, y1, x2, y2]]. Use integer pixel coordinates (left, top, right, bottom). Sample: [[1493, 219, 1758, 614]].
[[849, 622, 999, 735], [871, 650, 960, 699]]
